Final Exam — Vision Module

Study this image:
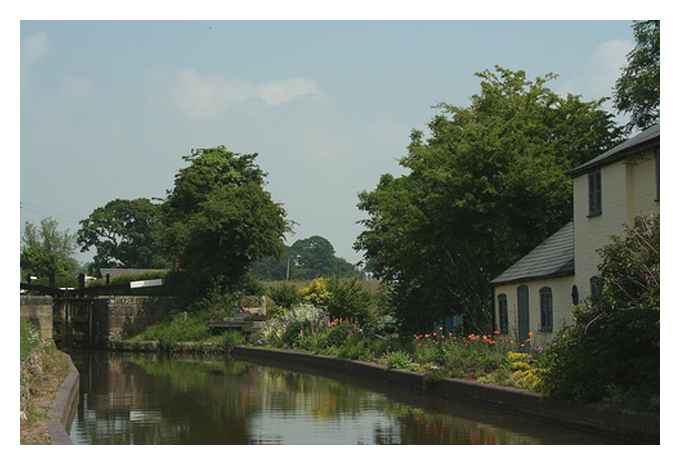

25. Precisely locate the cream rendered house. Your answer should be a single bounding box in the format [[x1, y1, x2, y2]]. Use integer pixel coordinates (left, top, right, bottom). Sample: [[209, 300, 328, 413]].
[[491, 124, 660, 345]]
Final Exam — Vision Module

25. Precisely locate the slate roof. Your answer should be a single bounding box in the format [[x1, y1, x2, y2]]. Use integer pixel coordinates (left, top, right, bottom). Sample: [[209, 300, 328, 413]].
[[99, 268, 168, 278], [491, 222, 574, 285], [570, 123, 660, 177]]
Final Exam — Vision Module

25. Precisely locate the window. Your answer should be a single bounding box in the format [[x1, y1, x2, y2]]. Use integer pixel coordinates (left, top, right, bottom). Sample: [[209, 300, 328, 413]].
[[539, 287, 553, 332], [498, 294, 508, 335], [590, 276, 603, 299], [571, 285, 579, 305], [588, 170, 602, 216]]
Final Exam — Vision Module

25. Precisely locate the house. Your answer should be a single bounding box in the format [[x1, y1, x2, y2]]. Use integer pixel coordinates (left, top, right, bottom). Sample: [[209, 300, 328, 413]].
[[491, 124, 660, 345]]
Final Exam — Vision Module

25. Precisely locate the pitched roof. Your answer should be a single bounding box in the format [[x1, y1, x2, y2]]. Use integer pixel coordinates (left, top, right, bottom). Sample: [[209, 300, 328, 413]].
[[491, 222, 574, 285], [570, 123, 660, 177]]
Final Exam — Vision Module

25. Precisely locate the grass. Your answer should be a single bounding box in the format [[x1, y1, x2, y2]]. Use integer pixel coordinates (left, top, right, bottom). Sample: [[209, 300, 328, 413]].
[[20, 320, 40, 363], [20, 341, 71, 444]]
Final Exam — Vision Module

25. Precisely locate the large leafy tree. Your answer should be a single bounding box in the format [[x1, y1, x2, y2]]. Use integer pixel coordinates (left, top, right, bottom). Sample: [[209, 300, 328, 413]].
[[614, 20, 660, 133], [163, 146, 289, 293], [21, 218, 78, 288], [355, 67, 623, 332], [77, 198, 168, 269]]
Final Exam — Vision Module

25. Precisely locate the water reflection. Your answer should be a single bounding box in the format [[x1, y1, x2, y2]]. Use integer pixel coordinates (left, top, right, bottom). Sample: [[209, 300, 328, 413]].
[[68, 351, 611, 445]]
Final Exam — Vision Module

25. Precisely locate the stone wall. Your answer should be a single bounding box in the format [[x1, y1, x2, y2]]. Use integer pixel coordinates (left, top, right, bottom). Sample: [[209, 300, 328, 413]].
[[91, 296, 177, 346], [20, 295, 53, 340]]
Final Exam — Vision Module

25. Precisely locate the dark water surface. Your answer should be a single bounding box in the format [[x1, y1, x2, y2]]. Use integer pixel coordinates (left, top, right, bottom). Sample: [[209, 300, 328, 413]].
[[67, 350, 615, 445]]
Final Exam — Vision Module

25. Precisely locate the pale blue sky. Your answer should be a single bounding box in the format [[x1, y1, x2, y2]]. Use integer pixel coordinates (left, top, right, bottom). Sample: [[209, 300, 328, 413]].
[[20, 21, 635, 264]]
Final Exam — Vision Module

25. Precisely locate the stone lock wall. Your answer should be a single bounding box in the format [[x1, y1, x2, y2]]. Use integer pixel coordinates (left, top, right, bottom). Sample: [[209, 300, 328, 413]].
[[91, 296, 176, 346], [20, 295, 54, 340]]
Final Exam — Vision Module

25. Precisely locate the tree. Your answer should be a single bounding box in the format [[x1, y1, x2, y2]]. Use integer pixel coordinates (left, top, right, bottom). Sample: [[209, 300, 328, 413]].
[[289, 236, 336, 279], [614, 20, 660, 133], [541, 214, 659, 404], [249, 235, 360, 280], [355, 67, 623, 333], [21, 218, 78, 288], [77, 198, 168, 269], [163, 146, 289, 294]]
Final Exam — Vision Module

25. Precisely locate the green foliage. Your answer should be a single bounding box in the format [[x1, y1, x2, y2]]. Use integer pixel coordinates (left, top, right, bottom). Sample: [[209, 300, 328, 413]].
[[89, 270, 168, 287], [250, 235, 360, 281], [381, 351, 413, 369], [614, 21, 660, 133], [20, 320, 40, 363], [222, 330, 245, 350], [325, 278, 374, 323], [21, 218, 78, 288], [163, 146, 289, 296], [355, 66, 623, 333], [78, 198, 169, 269], [541, 215, 659, 405], [133, 312, 211, 347], [266, 282, 302, 309]]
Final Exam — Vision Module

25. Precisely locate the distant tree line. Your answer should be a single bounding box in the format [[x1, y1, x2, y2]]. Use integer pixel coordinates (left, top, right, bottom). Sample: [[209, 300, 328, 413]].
[[249, 235, 360, 281]]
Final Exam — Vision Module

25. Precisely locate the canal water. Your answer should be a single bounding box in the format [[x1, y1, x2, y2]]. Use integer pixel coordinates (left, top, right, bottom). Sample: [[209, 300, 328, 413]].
[[67, 351, 615, 445]]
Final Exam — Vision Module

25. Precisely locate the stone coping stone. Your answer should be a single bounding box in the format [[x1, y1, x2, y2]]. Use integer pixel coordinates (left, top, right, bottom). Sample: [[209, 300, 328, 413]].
[[47, 353, 79, 445], [231, 346, 659, 443], [20, 295, 54, 305]]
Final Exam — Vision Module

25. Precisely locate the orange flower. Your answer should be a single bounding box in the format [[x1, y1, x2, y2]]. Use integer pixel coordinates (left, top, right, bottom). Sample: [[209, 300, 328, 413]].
[[527, 331, 533, 338]]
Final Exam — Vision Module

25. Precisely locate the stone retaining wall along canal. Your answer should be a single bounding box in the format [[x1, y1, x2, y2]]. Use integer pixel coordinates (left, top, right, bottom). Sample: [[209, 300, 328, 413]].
[[21, 295, 53, 340], [47, 353, 80, 445], [231, 346, 660, 443]]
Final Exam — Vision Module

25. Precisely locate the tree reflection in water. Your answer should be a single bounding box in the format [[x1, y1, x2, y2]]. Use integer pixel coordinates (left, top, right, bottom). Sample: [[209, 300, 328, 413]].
[[68, 351, 612, 445]]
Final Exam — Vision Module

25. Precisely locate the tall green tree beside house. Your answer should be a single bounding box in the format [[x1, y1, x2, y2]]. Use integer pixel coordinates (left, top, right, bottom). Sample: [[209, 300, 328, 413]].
[[163, 146, 289, 295], [614, 20, 660, 133], [77, 198, 168, 269], [21, 218, 78, 288], [355, 67, 623, 332]]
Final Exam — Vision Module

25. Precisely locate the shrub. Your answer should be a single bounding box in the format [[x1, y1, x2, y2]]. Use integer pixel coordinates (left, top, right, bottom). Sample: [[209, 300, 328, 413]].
[[381, 351, 413, 369], [257, 303, 329, 345], [540, 214, 659, 404], [223, 330, 245, 350], [188, 289, 241, 320], [299, 278, 332, 307], [267, 283, 302, 309], [325, 278, 373, 323], [132, 312, 211, 346]]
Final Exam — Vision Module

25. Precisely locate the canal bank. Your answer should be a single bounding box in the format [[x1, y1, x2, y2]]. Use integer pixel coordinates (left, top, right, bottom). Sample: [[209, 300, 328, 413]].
[[231, 346, 659, 444], [67, 350, 621, 444], [97, 340, 658, 443], [20, 344, 79, 444]]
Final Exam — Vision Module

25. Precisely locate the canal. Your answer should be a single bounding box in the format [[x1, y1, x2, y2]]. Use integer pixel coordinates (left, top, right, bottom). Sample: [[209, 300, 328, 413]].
[[67, 350, 616, 445]]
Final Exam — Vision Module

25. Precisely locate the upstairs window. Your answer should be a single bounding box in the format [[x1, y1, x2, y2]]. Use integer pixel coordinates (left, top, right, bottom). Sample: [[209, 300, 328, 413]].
[[539, 287, 553, 333], [498, 294, 509, 335], [588, 170, 602, 217]]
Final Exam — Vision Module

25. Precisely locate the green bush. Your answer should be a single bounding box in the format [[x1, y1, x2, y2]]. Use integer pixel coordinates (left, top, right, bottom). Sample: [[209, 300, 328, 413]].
[[267, 283, 301, 309], [381, 351, 413, 369], [132, 312, 211, 347], [223, 330, 245, 350], [540, 214, 659, 406], [326, 278, 373, 323]]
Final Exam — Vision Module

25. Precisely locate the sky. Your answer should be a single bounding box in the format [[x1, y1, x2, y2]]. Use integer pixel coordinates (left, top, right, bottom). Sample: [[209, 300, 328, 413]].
[[20, 21, 636, 264]]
